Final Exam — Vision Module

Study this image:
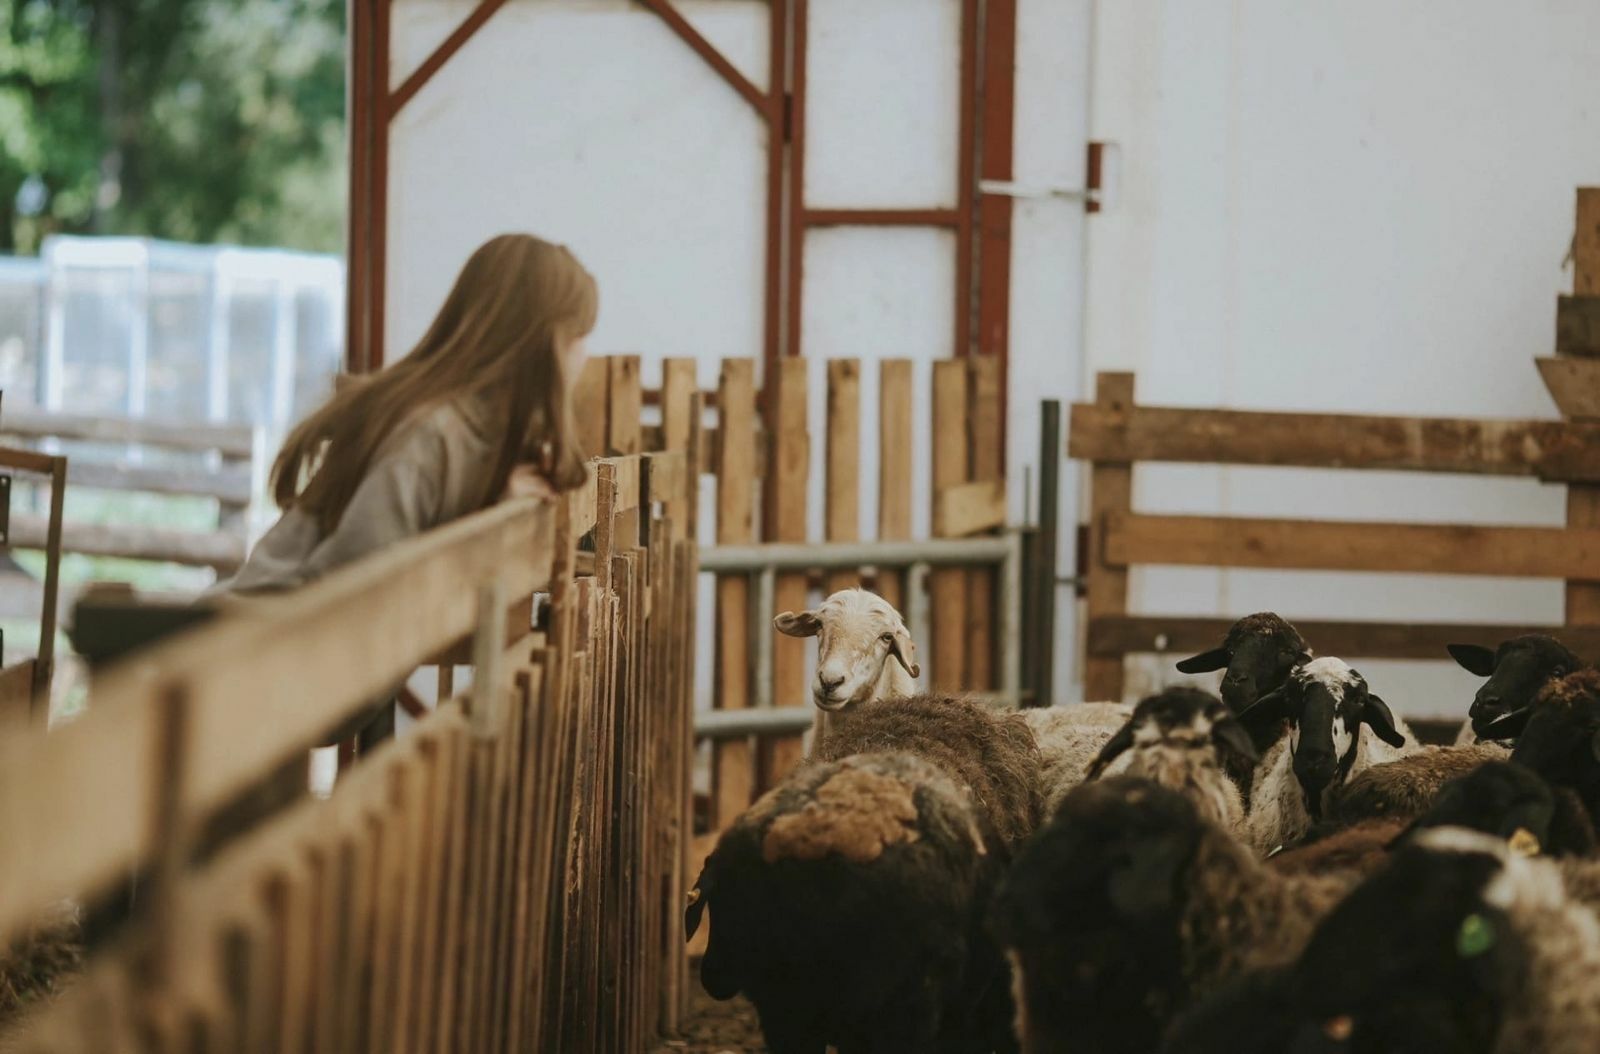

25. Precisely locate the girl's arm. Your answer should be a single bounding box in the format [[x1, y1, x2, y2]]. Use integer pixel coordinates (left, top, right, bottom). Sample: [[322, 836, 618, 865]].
[[301, 437, 445, 578]]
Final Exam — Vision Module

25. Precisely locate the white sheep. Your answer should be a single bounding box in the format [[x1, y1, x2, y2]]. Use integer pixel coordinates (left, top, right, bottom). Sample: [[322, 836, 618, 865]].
[[1021, 702, 1133, 813], [1240, 657, 1418, 854], [774, 588, 921, 723]]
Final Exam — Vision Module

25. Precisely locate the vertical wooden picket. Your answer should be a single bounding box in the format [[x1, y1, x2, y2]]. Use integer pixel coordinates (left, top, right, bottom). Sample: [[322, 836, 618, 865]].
[[713, 360, 756, 826], [930, 360, 969, 691], [877, 359, 914, 613], [825, 359, 861, 595], [764, 357, 810, 785]]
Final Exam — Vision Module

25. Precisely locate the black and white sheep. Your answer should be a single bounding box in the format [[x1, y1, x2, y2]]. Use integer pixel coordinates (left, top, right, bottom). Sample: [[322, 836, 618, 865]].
[[1449, 633, 1581, 743], [991, 777, 1351, 1054], [1084, 687, 1259, 836], [1282, 827, 1600, 1053], [1238, 657, 1415, 853], [687, 694, 1040, 1053]]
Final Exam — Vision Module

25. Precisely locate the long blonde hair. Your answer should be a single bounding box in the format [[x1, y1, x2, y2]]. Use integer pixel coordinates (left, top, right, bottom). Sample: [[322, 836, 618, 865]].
[[273, 234, 597, 531]]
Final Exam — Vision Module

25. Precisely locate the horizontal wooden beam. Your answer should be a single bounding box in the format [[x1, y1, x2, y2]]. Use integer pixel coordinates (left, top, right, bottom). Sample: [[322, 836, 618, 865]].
[[9, 516, 246, 571], [1557, 295, 1600, 356], [11, 459, 253, 504], [803, 208, 960, 228], [0, 409, 255, 458], [1087, 615, 1600, 662], [932, 479, 1006, 538], [0, 498, 555, 948], [1104, 512, 1600, 580], [1069, 391, 1600, 482], [1537, 356, 1600, 419]]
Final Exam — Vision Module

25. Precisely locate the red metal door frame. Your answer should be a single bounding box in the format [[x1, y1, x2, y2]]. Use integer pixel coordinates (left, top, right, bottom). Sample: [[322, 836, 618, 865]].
[[346, 0, 1016, 446]]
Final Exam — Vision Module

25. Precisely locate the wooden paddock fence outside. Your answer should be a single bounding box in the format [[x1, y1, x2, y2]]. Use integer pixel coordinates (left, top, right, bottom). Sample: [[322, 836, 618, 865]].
[[0, 422, 700, 1050], [0, 393, 67, 722]]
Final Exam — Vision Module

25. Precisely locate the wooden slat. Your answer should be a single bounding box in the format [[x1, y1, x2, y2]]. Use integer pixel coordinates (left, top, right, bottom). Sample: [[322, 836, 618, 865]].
[[966, 355, 1002, 689], [1088, 614, 1600, 666], [713, 359, 755, 826], [606, 355, 642, 456], [825, 358, 861, 594], [877, 359, 913, 611], [0, 408, 255, 457], [933, 478, 1006, 538], [1557, 295, 1600, 356], [9, 514, 247, 570], [1083, 373, 1134, 701], [931, 360, 969, 690], [573, 357, 609, 460], [1068, 393, 1600, 482], [660, 358, 697, 453], [1538, 356, 1600, 419], [7, 457, 255, 503], [0, 660, 34, 727], [763, 356, 810, 784], [1107, 512, 1600, 580], [1568, 191, 1600, 630]]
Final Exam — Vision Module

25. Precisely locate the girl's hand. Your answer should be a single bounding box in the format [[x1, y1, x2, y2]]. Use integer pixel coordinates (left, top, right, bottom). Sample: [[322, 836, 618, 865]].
[[502, 464, 559, 502]]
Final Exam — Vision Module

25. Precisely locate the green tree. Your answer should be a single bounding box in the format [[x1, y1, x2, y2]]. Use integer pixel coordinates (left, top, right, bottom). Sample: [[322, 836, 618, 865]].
[[0, 0, 344, 254]]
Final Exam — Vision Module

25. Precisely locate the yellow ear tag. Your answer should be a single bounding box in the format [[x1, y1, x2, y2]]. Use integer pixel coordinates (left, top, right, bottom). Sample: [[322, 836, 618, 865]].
[[686, 887, 702, 906], [1508, 827, 1541, 857], [1323, 1016, 1354, 1041]]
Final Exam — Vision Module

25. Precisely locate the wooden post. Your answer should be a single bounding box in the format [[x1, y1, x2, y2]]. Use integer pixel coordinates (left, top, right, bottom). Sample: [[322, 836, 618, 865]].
[[764, 357, 810, 784], [1567, 189, 1600, 627], [931, 360, 969, 690], [573, 357, 609, 462], [877, 360, 914, 612], [967, 355, 1002, 688], [1083, 372, 1134, 702], [606, 355, 642, 456], [713, 360, 756, 827], [825, 359, 861, 594]]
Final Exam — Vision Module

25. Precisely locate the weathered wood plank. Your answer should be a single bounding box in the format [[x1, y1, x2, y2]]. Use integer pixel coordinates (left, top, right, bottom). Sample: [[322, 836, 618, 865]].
[[1578, 187, 1600, 297], [573, 357, 609, 460], [1106, 512, 1600, 580], [1538, 356, 1600, 419], [933, 479, 1006, 539], [0, 408, 255, 457], [1556, 295, 1600, 356], [606, 355, 642, 456], [825, 358, 861, 594], [931, 360, 969, 691], [1068, 396, 1600, 481], [967, 355, 1001, 689], [713, 359, 756, 827], [877, 359, 913, 612], [9, 514, 247, 570], [1569, 189, 1600, 627], [1088, 614, 1600, 667], [1083, 374, 1134, 702], [764, 357, 810, 784]]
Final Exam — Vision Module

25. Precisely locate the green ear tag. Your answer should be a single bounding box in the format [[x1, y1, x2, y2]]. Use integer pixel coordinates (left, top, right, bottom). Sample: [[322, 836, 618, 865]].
[[1456, 913, 1495, 958]]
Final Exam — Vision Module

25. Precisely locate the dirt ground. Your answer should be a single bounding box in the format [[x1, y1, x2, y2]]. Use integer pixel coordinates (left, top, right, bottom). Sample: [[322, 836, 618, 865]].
[[652, 961, 767, 1054]]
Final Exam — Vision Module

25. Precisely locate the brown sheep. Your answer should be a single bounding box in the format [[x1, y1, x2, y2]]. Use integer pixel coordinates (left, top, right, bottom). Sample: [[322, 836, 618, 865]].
[[1329, 743, 1506, 824]]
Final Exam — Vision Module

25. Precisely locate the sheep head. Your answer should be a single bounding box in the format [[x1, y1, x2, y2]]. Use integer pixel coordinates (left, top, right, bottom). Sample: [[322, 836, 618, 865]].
[[1087, 687, 1259, 784], [774, 588, 920, 711], [1237, 657, 1406, 819], [1506, 669, 1600, 821], [1174, 612, 1311, 715], [1447, 634, 1580, 741]]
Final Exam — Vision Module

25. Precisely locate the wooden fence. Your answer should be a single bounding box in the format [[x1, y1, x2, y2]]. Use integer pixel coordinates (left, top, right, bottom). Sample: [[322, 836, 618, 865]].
[[0, 423, 700, 1050], [0, 392, 66, 721], [0, 405, 261, 588], [1070, 369, 1600, 702]]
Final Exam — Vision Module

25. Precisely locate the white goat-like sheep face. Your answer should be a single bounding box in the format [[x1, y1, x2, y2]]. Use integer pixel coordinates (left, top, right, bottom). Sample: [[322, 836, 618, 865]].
[[773, 588, 921, 711]]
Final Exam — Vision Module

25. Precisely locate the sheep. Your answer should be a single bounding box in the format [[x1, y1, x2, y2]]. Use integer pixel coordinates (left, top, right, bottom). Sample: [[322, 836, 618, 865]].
[[1284, 827, 1600, 1054], [1449, 633, 1582, 742], [1506, 668, 1600, 828], [688, 695, 1041, 1053], [1238, 657, 1415, 853], [1270, 760, 1596, 880], [1174, 612, 1313, 796], [816, 693, 1043, 849], [0, 902, 81, 1034], [990, 777, 1352, 1054], [774, 588, 920, 713], [1328, 742, 1507, 825], [1083, 687, 1259, 835], [1020, 702, 1133, 815]]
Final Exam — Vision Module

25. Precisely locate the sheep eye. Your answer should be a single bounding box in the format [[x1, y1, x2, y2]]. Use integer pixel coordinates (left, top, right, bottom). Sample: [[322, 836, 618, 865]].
[[880, 633, 894, 644]]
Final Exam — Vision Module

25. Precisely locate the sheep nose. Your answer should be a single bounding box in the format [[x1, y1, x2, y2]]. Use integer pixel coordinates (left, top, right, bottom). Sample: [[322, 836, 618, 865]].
[[1223, 672, 1247, 685], [1470, 695, 1503, 719], [818, 672, 845, 693]]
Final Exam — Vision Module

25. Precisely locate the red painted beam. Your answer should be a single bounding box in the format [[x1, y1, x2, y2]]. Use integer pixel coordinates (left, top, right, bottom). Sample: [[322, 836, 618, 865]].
[[639, 0, 769, 117], [389, 0, 513, 117], [763, 0, 788, 369], [803, 208, 959, 228], [954, 0, 979, 358], [977, 0, 1017, 461]]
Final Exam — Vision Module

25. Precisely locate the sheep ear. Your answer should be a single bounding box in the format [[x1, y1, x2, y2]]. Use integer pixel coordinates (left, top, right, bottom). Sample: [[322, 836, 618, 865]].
[[1482, 707, 1532, 741], [1211, 716, 1260, 766], [774, 610, 823, 637], [889, 626, 921, 680], [1448, 644, 1498, 678], [1176, 646, 1230, 674], [1086, 722, 1136, 780], [1236, 688, 1288, 734], [1361, 694, 1408, 749]]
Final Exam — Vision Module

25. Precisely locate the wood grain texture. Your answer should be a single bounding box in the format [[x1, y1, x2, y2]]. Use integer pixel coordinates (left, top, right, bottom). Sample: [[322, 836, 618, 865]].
[[931, 360, 969, 691], [1571, 189, 1600, 625], [877, 359, 914, 611], [713, 359, 756, 825], [825, 358, 861, 595], [1083, 373, 1134, 702], [966, 355, 1002, 688], [1538, 356, 1600, 419], [764, 357, 810, 784], [1557, 295, 1600, 356]]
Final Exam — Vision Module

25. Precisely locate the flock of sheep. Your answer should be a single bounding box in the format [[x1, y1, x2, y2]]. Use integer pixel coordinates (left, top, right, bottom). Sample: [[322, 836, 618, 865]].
[[689, 591, 1600, 1053]]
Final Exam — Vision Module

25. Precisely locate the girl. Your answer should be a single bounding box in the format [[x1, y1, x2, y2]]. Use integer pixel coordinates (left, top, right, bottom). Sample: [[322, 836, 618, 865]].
[[217, 233, 596, 596]]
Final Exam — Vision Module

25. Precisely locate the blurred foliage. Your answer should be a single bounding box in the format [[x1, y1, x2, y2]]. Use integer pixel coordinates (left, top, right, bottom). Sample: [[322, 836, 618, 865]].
[[0, 0, 345, 253]]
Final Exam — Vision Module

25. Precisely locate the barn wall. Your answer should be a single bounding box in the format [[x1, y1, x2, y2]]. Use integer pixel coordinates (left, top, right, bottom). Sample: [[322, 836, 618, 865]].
[[1085, 0, 1600, 715]]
